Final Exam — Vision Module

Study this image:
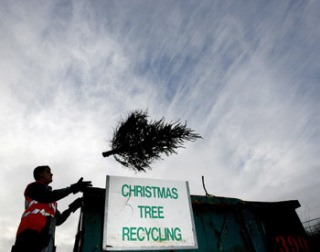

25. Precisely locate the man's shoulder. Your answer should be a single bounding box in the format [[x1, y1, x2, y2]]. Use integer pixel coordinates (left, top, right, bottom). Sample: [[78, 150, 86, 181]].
[[25, 181, 50, 195], [26, 181, 44, 188]]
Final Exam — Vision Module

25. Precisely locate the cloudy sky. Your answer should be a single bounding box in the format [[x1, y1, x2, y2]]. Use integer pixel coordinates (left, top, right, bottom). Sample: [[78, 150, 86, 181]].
[[1, 0, 320, 251]]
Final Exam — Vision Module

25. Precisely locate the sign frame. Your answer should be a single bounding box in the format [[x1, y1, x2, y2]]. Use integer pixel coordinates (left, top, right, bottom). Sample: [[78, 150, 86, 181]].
[[102, 175, 198, 251]]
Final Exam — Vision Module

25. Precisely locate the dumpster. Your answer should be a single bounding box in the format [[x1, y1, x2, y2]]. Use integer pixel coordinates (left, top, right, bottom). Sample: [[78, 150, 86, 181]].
[[73, 187, 309, 252]]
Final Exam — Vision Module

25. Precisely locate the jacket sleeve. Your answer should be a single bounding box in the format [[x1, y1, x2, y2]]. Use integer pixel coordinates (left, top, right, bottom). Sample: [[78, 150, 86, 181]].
[[55, 209, 72, 226], [25, 182, 72, 203]]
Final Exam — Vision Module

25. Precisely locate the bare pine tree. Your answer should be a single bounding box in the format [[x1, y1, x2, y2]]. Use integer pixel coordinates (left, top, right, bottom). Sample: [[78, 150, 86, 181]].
[[102, 110, 202, 172]]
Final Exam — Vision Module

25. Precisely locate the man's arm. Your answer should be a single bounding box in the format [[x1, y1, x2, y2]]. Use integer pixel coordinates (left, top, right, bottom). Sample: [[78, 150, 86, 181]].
[[55, 209, 71, 226], [26, 179, 92, 203], [56, 198, 83, 226], [26, 182, 72, 203]]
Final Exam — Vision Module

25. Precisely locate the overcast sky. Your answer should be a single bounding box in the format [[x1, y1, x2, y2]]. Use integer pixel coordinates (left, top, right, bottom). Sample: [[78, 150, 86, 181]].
[[1, 0, 320, 251]]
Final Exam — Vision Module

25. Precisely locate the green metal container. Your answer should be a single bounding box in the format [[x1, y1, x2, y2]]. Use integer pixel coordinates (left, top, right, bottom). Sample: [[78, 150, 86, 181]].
[[73, 187, 309, 252]]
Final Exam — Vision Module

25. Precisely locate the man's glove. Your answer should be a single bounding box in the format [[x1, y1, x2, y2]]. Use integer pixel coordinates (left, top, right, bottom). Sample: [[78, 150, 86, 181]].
[[70, 177, 92, 194], [69, 197, 83, 213]]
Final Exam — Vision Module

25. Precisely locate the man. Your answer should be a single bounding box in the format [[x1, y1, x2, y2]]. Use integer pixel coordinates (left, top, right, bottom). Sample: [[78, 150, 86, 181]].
[[12, 165, 92, 252]]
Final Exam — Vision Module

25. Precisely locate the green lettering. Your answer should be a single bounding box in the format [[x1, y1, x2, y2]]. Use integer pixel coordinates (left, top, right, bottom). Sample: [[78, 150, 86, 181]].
[[121, 185, 179, 199], [175, 227, 182, 241], [166, 188, 172, 198], [145, 186, 152, 197], [145, 206, 152, 218], [130, 227, 137, 241], [151, 227, 159, 241], [151, 206, 157, 217], [165, 227, 174, 240], [137, 227, 145, 241], [158, 187, 166, 198], [160, 228, 167, 241], [123, 226, 182, 241], [172, 187, 178, 199], [129, 185, 135, 196], [151, 186, 158, 197], [122, 184, 129, 197], [122, 227, 130, 241], [145, 227, 152, 240], [158, 206, 164, 218], [136, 185, 143, 197], [138, 205, 165, 218], [138, 205, 144, 218]]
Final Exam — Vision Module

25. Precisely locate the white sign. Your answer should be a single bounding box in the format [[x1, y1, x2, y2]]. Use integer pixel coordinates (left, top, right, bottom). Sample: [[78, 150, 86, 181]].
[[103, 175, 198, 250]]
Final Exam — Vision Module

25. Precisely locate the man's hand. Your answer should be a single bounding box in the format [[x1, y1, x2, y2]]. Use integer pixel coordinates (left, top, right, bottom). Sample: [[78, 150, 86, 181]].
[[69, 197, 83, 212], [71, 177, 92, 194]]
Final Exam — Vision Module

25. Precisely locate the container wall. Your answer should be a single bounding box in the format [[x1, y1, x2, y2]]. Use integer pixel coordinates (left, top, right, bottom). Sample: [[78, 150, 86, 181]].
[[74, 188, 309, 252]]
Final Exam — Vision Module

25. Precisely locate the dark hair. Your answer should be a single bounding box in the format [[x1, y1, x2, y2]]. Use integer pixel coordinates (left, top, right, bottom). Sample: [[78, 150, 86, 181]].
[[33, 165, 50, 180]]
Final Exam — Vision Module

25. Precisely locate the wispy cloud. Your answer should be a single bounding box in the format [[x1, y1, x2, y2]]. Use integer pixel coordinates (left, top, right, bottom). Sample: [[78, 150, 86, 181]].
[[1, 0, 319, 251]]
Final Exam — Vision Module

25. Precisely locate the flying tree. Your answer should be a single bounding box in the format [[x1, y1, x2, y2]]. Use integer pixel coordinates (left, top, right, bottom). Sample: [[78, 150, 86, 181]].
[[102, 110, 202, 172]]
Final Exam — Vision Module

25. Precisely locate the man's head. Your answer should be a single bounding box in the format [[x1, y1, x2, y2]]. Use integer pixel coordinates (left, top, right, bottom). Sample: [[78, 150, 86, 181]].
[[33, 165, 53, 184]]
